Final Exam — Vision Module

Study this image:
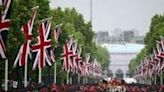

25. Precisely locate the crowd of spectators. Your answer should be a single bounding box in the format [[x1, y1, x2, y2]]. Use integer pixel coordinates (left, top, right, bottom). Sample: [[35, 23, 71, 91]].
[[1, 79, 164, 92], [79, 79, 164, 92]]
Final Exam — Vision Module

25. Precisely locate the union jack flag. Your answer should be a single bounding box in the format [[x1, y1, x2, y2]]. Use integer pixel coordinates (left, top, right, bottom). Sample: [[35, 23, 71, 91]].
[[144, 57, 149, 77], [0, 0, 11, 59], [71, 40, 79, 73], [61, 38, 73, 72], [32, 18, 52, 70], [81, 53, 90, 77], [156, 41, 164, 58], [155, 41, 164, 74], [152, 48, 160, 75], [157, 37, 164, 73], [148, 54, 155, 76], [14, 6, 38, 67]]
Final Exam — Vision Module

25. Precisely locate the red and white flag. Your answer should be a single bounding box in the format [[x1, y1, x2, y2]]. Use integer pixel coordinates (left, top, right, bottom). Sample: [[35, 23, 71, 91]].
[[32, 18, 52, 69], [61, 38, 73, 72], [14, 6, 38, 67], [71, 40, 79, 73], [148, 54, 155, 76], [81, 53, 90, 76], [144, 57, 149, 77], [153, 48, 160, 74], [157, 37, 164, 73], [156, 41, 164, 58], [0, 0, 11, 59], [156, 41, 163, 74]]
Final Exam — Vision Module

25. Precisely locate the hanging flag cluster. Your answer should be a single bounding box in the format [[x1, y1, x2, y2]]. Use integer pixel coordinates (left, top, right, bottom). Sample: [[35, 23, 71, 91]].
[[60, 37, 103, 78], [61, 37, 74, 72], [13, 6, 63, 70], [0, 3, 103, 83], [89, 59, 103, 78], [81, 53, 91, 76], [0, 0, 11, 59], [134, 36, 164, 78]]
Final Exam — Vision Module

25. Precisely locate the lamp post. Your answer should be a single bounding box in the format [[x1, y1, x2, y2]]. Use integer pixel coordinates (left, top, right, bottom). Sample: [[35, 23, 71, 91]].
[[90, 0, 92, 25]]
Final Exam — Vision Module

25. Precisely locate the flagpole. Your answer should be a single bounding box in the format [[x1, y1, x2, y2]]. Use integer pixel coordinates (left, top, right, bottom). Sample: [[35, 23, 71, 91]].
[[54, 62, 56, 84], [160, 72, 163, 85], [70, 76, 72, 84], [39, 68, 42, 83], [154, 75, 156, 85], [78, 74, 80, 84], [24, 60, 28, 87], [5, 59, 8, 91], [66, 72, 69, 84], [83, 76, 85, 84]]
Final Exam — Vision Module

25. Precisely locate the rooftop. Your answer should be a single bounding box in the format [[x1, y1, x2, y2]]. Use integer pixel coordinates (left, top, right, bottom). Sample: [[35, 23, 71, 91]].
[[101, 43, 145, 54]]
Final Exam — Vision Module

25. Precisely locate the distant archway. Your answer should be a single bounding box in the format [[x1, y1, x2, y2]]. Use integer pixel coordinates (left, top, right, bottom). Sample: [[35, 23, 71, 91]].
[[107, 69, 113, 77], [126, 70, 131, 77], [115, 69, 123, 79]]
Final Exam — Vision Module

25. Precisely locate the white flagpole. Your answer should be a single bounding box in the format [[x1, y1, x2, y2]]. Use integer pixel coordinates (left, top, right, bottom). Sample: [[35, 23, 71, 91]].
[[78, 74, 80, 84], [154, 75, 156, 85], [39, 68, 42, 83], [83, 77, 85, 84], [54, 62, 56, 84], [66, 72, 69, 84], [160, 72, 163, 85], [5, 59, 8, 91], [86, 77, 88, 84], [70, 76, 72, 84], [24, 60, 27, 87]]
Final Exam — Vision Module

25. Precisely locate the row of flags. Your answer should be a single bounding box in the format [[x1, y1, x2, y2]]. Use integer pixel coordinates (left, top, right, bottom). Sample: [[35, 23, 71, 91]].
[[60, 37, 102, 77], [0, 3, 61, 70], [0, 1, 102, 78], [12, 7, 56, 70], [134, 36, 164, 79]]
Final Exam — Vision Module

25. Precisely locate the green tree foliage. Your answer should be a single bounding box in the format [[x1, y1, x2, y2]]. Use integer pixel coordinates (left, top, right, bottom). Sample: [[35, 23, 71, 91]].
[[129, 14, 164, 73], [95, 45, 110, 70], [50, 8, 95, 56], [0, 0, 109, 83]]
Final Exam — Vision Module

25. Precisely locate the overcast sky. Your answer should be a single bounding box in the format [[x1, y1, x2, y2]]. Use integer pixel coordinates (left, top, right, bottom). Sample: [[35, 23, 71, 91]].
[[50, 0, 164, 35]]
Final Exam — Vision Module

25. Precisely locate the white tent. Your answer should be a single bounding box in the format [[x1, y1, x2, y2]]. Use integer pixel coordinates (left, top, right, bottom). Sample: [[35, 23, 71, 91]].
[[123, 78, 137, 84]]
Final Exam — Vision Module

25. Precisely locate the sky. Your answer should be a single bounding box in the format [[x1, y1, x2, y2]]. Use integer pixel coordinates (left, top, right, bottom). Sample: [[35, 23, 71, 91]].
[[50, 0, 164, 35]]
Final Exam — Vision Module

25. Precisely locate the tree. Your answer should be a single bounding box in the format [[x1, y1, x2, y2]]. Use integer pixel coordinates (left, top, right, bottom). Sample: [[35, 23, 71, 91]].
[[129, 14, 164, 75], [95, 45, 110, 70], [0, 0, 109, 84]]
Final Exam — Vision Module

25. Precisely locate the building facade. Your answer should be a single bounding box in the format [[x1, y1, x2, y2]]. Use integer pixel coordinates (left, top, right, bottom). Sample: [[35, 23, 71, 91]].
[[95, 30, 144, 44], [102, 43, 144, 79]]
